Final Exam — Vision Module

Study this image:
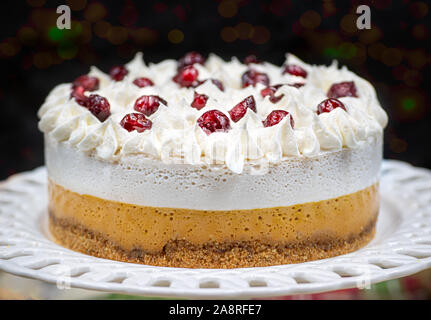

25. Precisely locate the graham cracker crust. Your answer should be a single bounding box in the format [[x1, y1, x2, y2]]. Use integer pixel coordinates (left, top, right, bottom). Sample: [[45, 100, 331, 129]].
[[48, 211, 377, 268]]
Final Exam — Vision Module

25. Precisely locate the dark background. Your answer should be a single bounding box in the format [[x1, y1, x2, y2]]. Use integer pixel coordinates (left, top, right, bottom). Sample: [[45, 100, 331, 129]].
[[0, 0, 430, 179]]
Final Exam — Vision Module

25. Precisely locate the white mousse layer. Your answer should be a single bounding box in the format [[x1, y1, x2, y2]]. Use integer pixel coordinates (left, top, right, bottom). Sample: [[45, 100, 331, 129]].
[[45, 134, 382, 210]]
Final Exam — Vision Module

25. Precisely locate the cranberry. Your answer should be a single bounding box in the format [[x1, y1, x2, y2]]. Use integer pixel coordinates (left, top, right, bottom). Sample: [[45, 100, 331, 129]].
[[133, 77, 154, 88], [197, 110, 231, 135], [243, 55, 260, 65], [283, 64, 307, 78], [327, 81, 358, 98], [109, 65, 128, 81], [228, 95, 256, 122], [70, 86, 88, 107], [262, 110, 294, 128], [134, 95, 167, 116], [86, 94, 111, 122], [241, 69, 270, 88], [120, 113, 152, 133], [173, 65, 200, 88], [72, 75, 99, 92], [191, 92, 208, 110], [178, 51, 205, 70], [317, 98, 347, 115], [261, 85, 284, 103], [210, 79, 224, 91]]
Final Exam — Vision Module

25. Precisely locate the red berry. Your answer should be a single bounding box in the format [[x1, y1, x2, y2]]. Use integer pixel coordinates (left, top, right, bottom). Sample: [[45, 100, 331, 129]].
[[262, 110, 294, 128], [228, 95, 257, 122], [210, 79, 224, 91], [327, 81, 358, 98], [178, 51, 205, 70], [317, 98, 346, 115], [134, 95, 167, 116], [109, 65, 128, 81], [260, 85, 284, 103], [70, 86, 88, 107], [241, 69, 270, 88], [86, 94, 111, 122], [283, 64, 307, 78], [197, 110, 231, 135], [120, 113, 152, 133], [191, 92, 208, 110], [133, 77, 154, 88], [243, 55, 260, 65], [72, 75, 99, 92], [173, 65, 200, 88]]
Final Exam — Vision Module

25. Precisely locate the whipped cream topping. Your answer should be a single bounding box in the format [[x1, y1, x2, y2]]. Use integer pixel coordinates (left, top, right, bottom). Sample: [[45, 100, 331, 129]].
[[38, 53, 388, 173]]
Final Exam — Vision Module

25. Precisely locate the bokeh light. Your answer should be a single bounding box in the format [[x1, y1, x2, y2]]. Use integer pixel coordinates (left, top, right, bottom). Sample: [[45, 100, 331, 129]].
[[403, 69, 422, 87], [17, 27, 38, 46], [250, 26, 270, 44], [33, 51, 52, 68], [119, 4, 139, 26], [172, 5, 186, 22], [269, 0, 291, 16], [57, 42, 78, 59], [218, 0, 238, 18], [93, 20, 111, 38], [358, 26, 383, 44], [368, 43, 387, 60], [390, 138, 408, 154], [405, 49, 428, 69], [153, 2, 168, 13], [300, 10, 321, 30], [394, 87, 428, 122], [168, 29, 184, 44], [107, 26, 128, 45], [322, 0, 337, 17], [408, 1, 429, 19], [84, 2, 107, 22], [130, 28, 158, 46], [26, 0, 45, 7], [0, 38, 21, 57], [235, 22, 253, 40], [66, 0, 87, 11], [411, 24, 429, 40], [340, 14, 358, 35], [381, 48, 403, 67], [220, 26, 237, 43]]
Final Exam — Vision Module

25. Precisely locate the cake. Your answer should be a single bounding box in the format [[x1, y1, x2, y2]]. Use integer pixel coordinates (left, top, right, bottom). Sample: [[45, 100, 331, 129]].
[[38, 52, 388, 268]]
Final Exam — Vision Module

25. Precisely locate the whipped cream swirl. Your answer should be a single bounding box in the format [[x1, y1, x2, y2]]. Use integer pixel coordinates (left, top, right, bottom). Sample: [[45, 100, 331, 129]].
[[38, 53, 388, 173]]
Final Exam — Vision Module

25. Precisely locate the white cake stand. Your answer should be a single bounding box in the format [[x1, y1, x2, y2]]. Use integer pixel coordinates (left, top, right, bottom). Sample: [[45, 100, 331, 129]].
[[0, 160, 430, 299]]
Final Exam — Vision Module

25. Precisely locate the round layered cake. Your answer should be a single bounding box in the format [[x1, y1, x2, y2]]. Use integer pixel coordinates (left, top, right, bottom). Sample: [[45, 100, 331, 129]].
[[38, 52, 388, 268]]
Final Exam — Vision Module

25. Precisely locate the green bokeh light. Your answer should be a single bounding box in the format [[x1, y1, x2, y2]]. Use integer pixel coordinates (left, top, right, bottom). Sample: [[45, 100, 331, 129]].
[[57, 43, 78, 59], [323, 47, 340, 58], [402, 98, 415, 111], [48, 27, 65, 42], [324, 44, 357, 59], [48, 23, 82, 43]]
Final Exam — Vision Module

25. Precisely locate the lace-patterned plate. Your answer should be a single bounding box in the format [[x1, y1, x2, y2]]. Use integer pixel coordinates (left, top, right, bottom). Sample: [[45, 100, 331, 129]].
[[0, 160, 430, 299]]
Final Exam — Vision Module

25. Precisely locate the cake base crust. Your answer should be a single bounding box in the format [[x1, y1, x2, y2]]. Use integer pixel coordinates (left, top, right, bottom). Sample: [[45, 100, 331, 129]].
[[48, 181, 379, 268], [49, 212, 376, 268]]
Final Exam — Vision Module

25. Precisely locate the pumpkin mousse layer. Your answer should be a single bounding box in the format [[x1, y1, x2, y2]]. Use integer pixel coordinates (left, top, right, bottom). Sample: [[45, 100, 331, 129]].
[[48, 181, 378, 268]]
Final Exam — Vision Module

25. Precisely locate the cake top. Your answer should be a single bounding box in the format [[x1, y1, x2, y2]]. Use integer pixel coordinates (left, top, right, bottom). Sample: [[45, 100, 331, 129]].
[[38, 52, 388, 173]]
